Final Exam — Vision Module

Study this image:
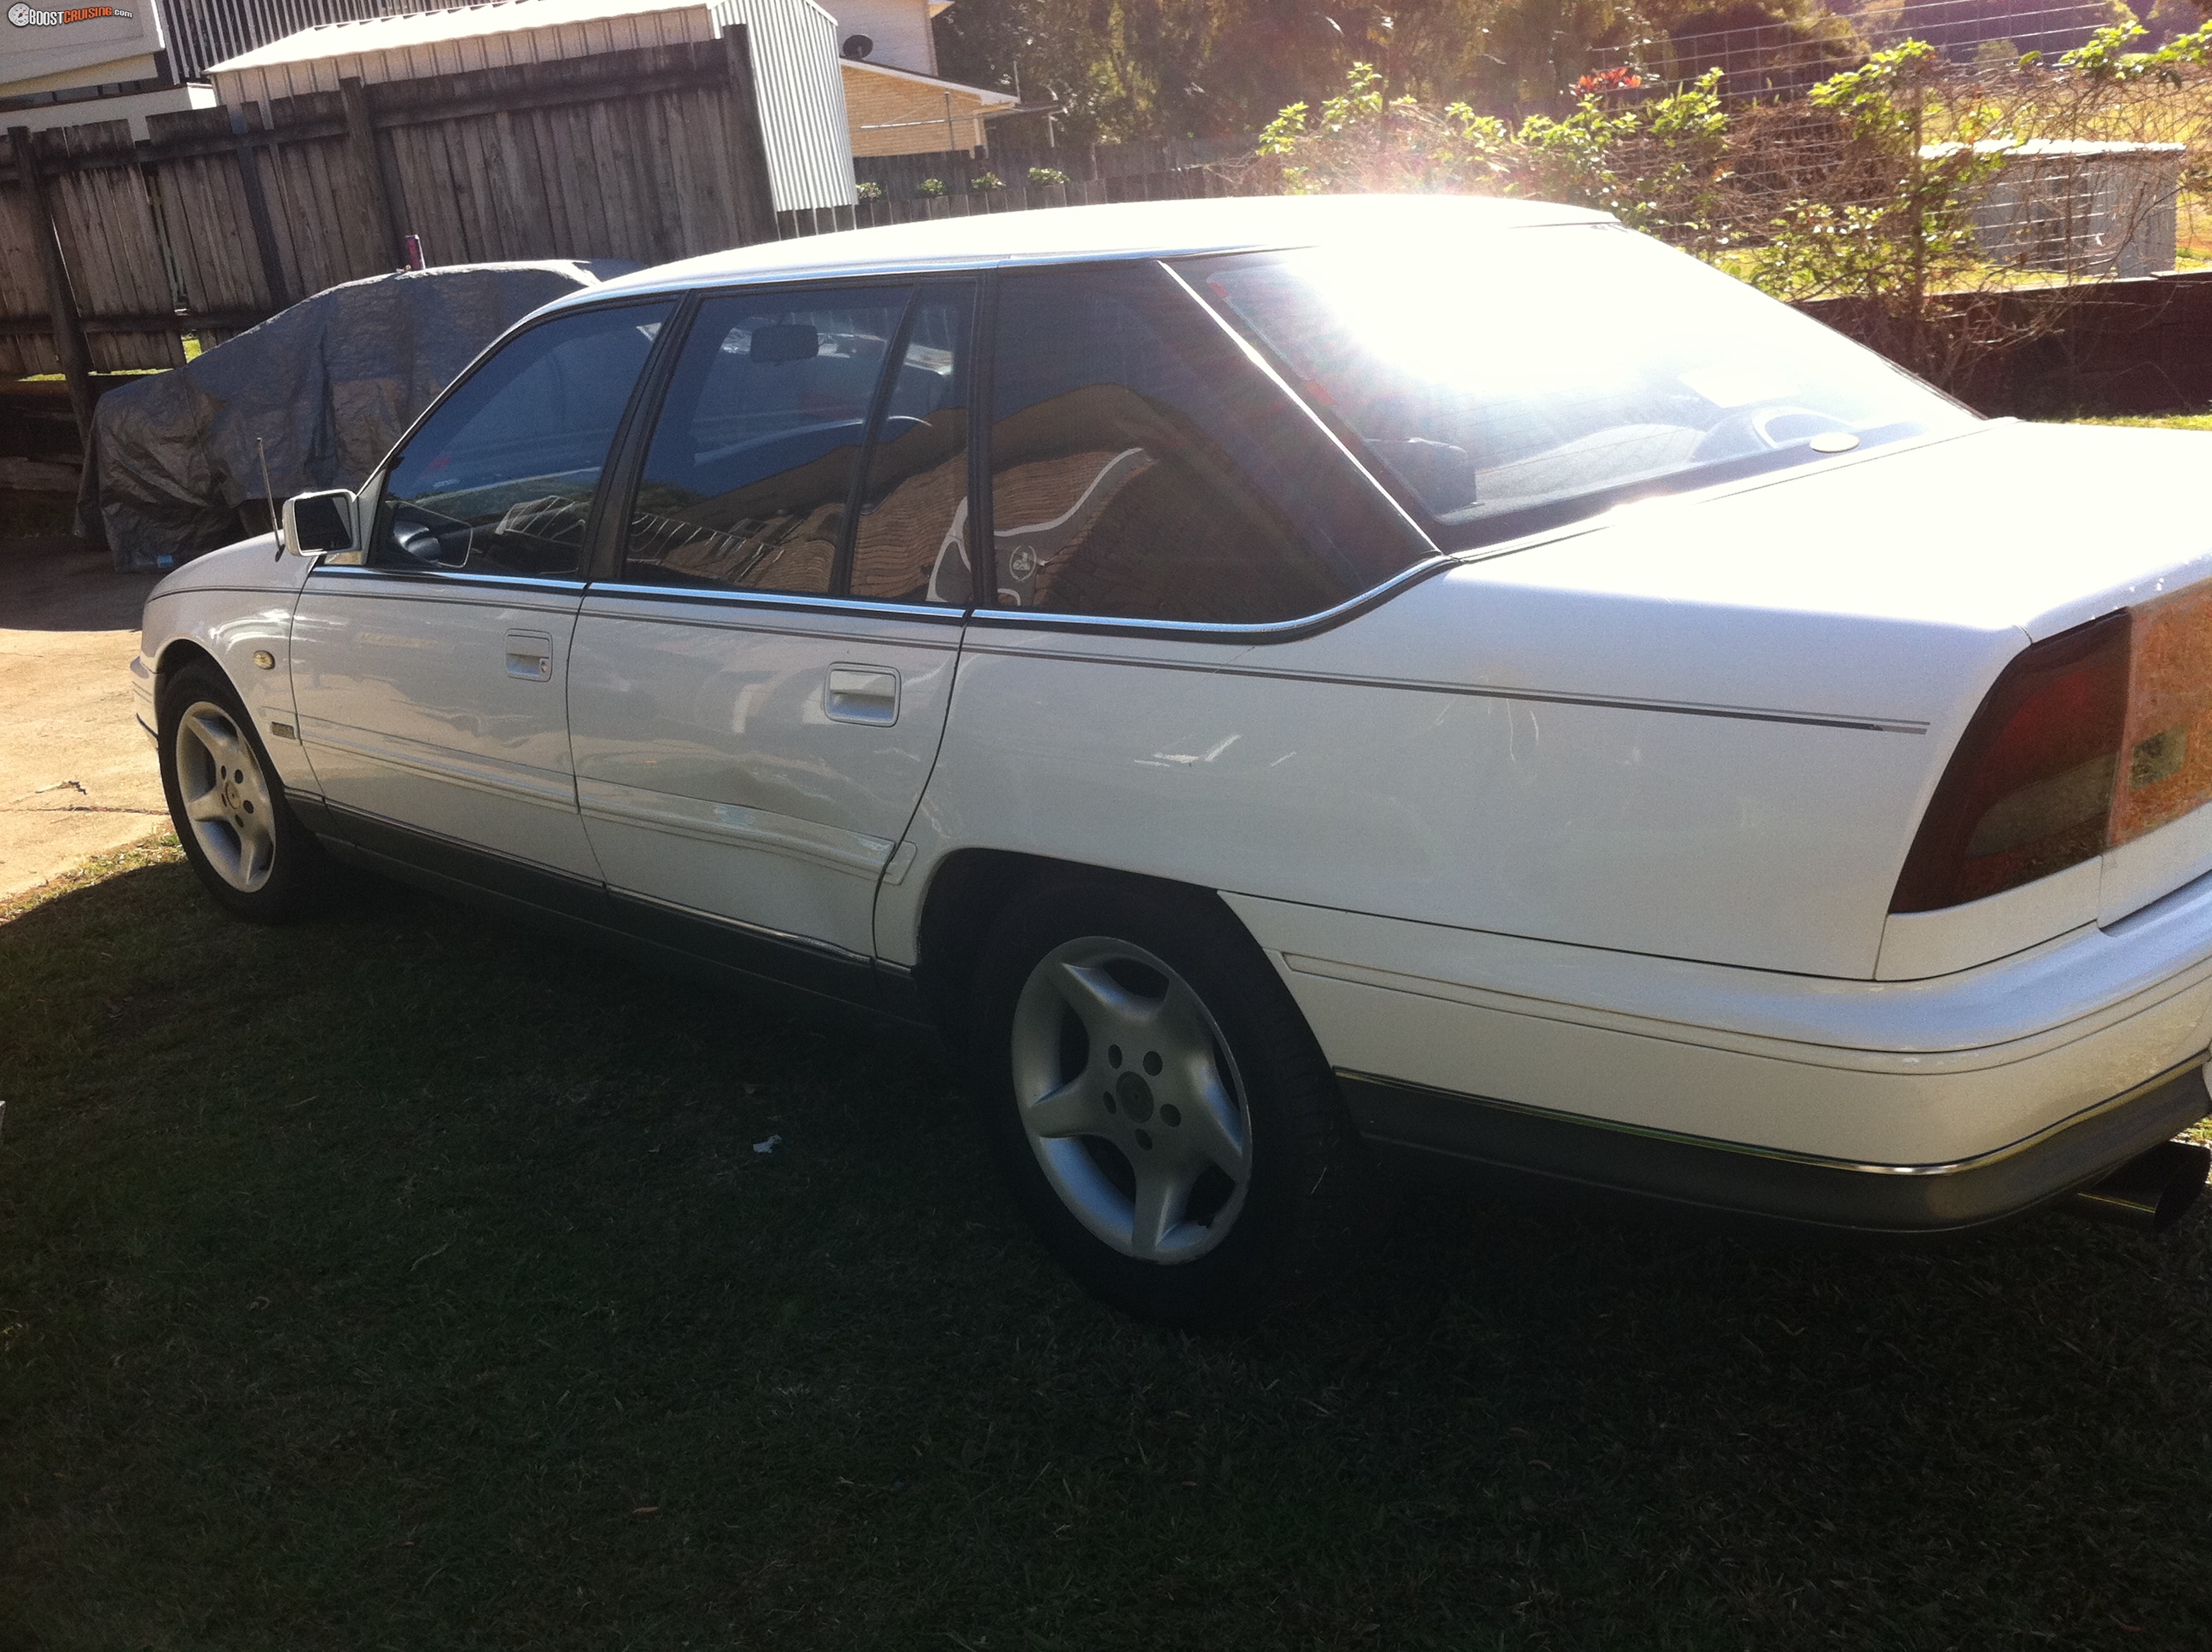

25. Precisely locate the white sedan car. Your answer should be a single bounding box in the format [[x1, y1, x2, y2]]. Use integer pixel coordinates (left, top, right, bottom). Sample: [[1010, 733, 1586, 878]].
[[136, 195, 2212, 1324]]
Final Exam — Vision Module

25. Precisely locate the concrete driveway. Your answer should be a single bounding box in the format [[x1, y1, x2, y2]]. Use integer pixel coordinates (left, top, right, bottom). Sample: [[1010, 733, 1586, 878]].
[[0, 538, 166, 902]]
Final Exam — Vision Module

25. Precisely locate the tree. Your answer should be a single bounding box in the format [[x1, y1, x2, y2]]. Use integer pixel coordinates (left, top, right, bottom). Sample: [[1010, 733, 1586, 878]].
[[934, 1, 1713, 142]]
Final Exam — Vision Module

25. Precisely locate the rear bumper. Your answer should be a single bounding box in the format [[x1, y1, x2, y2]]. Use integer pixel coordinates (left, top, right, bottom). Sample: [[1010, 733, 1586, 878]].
[[1226, 879, 2212, 1225], [1342, 1058, 2210, 1233]]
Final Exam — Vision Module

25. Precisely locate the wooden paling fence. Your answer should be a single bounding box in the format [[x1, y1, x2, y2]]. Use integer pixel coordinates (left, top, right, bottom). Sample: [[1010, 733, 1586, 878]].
[[764, 160, 1250, 241], [851, 135, 1254, 202], [1, 25, 1244, 535], [0, 33, 780, 385], [2, 35, 1243, 383]]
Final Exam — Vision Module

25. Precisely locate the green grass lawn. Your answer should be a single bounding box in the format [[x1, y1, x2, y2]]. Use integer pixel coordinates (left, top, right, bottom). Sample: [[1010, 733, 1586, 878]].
[[6, 841, 2212, 1649], [2069, 412, 2212, 431]]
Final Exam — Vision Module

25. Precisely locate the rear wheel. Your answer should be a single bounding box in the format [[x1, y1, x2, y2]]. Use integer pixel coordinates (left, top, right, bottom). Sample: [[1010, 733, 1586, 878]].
[[157, 659, 336, 921], [968, 875, 1374, 1328]]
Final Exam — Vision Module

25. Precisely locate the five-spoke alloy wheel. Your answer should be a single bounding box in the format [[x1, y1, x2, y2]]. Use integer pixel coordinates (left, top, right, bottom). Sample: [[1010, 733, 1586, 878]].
[[172, 699, 277, 893], [970, 875, 1374, 1329], [157, 658, 335, 920], [1009, 936, 1254, 1265]]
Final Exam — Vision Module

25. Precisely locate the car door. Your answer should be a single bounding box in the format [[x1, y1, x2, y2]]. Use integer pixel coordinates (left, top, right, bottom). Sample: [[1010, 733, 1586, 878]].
[[289, 300, 675, 882], [567, 281, 976, 974]]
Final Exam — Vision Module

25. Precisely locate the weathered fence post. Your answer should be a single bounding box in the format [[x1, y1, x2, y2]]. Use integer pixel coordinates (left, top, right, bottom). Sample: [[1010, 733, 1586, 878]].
[[7, 124, 105, 544], [720, 25, 779, 246], [227, 107, 291, 311], [341, 78, 407, 267]]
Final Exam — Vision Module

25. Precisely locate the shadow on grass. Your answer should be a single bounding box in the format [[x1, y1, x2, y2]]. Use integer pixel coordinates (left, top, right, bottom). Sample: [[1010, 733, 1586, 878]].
[[3, 852, 2209, 1651]]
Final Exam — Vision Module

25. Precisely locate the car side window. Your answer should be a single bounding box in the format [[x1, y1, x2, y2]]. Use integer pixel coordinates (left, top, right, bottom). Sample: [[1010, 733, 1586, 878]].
[[847, 288, 976, 605], [620, 288, 911, 595], [984, 263, 1397, 624], [375, 301, 673, 579]]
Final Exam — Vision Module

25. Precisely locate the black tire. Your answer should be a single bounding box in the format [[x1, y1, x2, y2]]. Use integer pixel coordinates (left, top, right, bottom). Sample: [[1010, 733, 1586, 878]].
[[156, 657, 338, 922], [966, 874, 1376, 1329]]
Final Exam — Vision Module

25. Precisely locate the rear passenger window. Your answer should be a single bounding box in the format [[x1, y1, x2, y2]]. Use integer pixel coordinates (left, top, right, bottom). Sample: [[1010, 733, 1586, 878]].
[[622, 289, 909, 594], [984, 263, 1411, 624], [847, 289, 975, 605]]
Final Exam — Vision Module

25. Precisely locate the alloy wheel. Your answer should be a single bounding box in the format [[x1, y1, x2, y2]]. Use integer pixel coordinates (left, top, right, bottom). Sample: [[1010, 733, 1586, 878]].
[[172, 701, 276, 893], [1007, 936, 1254, 1263]]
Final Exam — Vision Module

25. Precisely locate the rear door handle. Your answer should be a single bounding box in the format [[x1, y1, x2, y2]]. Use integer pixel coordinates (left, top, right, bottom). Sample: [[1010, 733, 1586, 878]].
[[504, 630, 554, 682], [825, 665, 900, 726]]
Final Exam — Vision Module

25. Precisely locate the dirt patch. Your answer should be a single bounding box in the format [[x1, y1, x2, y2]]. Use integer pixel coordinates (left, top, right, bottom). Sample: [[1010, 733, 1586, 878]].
[[0, 537, 167, 902]]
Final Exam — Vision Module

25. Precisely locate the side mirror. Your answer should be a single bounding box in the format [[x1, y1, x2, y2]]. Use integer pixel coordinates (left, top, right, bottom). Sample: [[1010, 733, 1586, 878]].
[[282, 489, 358, 556]]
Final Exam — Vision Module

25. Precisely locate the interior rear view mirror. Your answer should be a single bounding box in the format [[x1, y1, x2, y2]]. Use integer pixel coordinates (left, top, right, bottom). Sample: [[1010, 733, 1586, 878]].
[[751, 323, 820, 363], [282, 489, 358, 556]]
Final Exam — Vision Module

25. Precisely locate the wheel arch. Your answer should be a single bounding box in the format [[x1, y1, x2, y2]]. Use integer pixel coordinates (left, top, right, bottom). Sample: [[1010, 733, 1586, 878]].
[[150, 635, 320, 800], [910, 848, 1270, 1032], [153, 636, 222, 699]]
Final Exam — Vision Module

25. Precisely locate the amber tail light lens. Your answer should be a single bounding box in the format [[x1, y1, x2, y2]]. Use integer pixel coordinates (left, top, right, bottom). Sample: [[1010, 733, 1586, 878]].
[[1891, 612, 2131, 913]]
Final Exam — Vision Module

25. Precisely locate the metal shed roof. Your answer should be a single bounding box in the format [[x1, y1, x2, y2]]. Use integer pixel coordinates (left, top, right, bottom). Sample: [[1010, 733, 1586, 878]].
[[207, 0, 714, 72]]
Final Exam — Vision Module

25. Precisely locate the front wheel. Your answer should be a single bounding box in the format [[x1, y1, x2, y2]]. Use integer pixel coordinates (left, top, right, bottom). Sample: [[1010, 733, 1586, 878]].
[[968, 876, 1375, 1328], [157, 659, 337, 921]]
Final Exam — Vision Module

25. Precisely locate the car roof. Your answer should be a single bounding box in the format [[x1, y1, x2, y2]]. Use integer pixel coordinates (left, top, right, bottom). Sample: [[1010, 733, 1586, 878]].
[[557, 193, 1616, 306]]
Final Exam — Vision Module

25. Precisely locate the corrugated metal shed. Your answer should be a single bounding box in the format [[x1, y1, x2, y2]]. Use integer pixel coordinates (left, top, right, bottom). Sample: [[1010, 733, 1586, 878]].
[[158, 0, 422, 85], [207, 0, 853, 212], [209, 0, 716, 107], [1924, 138, 2186, 280], [712, 0, 854, 211]]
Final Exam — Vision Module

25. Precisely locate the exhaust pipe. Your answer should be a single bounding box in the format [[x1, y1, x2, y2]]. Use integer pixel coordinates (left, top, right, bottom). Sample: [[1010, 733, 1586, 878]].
[[2063, 1140, 2212, 1233]]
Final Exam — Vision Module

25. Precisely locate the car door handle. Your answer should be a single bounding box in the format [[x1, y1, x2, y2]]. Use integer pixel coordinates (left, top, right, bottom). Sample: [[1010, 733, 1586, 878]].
[[825, 665, 900, 726], [504, 630, 554, 682]]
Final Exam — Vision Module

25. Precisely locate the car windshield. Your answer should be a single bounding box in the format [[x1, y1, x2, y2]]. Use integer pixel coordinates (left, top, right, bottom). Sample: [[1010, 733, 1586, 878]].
[[1181, 225, 1978, 550]]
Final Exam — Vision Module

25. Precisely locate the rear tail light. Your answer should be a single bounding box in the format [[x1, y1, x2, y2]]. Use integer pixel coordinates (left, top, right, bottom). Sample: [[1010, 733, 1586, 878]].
[[1892, 614, 2128, 912], [1893, 587, 2212, 913]]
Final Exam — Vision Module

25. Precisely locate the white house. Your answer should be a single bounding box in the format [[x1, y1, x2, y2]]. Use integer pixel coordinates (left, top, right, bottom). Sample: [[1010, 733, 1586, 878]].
[[820, 0, 1017, 155]]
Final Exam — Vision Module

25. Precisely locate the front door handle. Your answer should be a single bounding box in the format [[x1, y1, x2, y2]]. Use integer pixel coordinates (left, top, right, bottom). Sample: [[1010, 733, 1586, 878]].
[[826, 665, 900, 726], [504, 630, 554, 682]]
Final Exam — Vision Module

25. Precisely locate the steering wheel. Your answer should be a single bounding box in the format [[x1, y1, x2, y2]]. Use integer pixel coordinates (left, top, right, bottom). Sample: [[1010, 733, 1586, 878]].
[[1692, 404, 1854, 463]]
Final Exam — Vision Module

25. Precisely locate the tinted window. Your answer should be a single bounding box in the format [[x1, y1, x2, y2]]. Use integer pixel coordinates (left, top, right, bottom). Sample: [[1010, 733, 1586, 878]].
[[848, 290, 975, 604], [985, 263, 1417, 624], [622, 289, 909, 594], [375, 302, 672, 578]]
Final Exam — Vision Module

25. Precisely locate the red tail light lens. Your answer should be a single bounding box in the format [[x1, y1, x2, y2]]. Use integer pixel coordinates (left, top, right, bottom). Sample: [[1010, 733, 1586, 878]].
[[1891, 612, 2130, 913]]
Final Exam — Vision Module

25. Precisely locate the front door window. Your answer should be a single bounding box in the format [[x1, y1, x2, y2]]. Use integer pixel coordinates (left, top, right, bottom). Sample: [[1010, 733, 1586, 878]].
[[372, 301, 672, 579]]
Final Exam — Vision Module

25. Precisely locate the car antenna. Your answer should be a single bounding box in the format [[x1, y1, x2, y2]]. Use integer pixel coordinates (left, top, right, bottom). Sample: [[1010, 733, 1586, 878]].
[[259, 436, 284, 561]]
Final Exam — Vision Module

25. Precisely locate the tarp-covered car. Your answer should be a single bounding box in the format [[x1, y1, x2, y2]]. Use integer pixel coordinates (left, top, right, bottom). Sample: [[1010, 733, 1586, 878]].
[[96, 260, 637, 572]]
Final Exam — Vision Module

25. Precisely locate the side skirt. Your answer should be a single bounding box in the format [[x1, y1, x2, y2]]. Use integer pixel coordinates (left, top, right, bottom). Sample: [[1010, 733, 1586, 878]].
[[1340, 1062, 2212, 1236], [292, 796, 930, 1034]]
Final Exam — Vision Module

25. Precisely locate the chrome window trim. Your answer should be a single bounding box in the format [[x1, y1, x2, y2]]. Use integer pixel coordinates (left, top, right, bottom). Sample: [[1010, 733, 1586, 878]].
[[962, 552, 1459, 646], [584, 579, 965, 626], [309, 564, 587, 591]]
